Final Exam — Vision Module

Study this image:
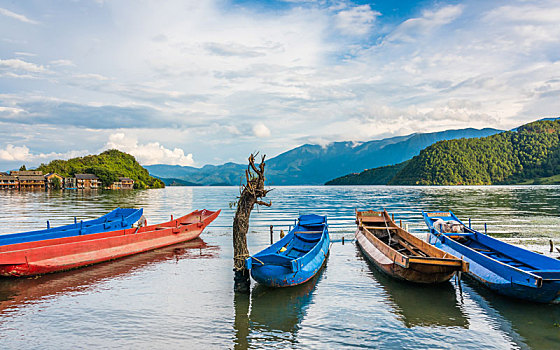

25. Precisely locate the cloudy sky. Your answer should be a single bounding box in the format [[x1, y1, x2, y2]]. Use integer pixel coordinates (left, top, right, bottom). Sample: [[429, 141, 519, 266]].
[[0, 0, 559, 170]]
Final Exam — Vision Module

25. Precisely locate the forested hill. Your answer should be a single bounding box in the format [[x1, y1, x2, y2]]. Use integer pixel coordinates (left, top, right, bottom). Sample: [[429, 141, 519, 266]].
[[36, 150, 165, 189], [327, 119, 560, 186], [147, 127, 501, 185]]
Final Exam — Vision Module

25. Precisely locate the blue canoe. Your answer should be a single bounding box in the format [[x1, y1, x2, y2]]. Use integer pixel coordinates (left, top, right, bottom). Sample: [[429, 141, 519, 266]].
[[0, 208, 143, 247], [246, 214, 330, 287], [423, 210, 560, 303]]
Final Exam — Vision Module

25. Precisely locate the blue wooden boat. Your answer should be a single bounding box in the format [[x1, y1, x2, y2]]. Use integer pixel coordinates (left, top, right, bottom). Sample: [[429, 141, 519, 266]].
[[0, 208, 143, 247], [246, 214, 330, 287], [423, 210, 560, 303]]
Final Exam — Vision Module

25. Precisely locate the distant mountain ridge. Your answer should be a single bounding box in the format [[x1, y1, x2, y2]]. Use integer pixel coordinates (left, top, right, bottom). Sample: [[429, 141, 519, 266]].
[[328, 119, 560, 186], [146, 128, 502, 185]]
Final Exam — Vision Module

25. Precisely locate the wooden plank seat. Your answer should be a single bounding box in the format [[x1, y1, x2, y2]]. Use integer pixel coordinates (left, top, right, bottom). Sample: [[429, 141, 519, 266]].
[[293, 231, 322, 234], [364, 225, 400, 230]]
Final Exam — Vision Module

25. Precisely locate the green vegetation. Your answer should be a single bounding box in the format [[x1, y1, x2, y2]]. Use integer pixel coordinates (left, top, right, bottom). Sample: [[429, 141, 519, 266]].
[[518, 174, 560, 185], [51, 176, 62, 190], [327, 119, 560, 186], [158, 177, 202, 186], [36, 149, 165, 189], [326, 162, 408, 185]]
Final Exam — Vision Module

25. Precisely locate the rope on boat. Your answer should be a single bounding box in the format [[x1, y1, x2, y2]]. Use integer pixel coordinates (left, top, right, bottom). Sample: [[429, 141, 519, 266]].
[[250, 256, 265, 266]]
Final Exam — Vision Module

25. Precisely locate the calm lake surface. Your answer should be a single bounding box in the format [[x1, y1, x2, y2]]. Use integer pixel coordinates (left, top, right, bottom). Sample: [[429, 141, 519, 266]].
[[1, 186, 560, 349]]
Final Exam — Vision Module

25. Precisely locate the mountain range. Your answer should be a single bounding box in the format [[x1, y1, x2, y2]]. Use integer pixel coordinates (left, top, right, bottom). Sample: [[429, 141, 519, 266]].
[[147, 128, 502, 186], [328, 119, 560, 186]]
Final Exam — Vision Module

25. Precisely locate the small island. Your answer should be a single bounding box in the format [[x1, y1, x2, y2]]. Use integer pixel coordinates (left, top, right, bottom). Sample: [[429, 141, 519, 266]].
[[0, 149, 164, 190]]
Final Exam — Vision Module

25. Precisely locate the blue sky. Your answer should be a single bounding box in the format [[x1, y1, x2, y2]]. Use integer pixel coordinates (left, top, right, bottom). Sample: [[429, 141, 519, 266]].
[[1, 0, 559, 169]]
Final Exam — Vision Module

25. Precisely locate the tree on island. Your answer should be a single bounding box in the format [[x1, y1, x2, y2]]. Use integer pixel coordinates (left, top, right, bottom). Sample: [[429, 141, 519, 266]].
[[51, 176, 62, 190], [19, 165, 26, 171], [232, 153, 272, 294]]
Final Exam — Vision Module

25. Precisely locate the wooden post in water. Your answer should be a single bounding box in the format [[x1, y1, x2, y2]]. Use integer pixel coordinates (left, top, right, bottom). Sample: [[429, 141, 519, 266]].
[[232, 153, 272, 294]]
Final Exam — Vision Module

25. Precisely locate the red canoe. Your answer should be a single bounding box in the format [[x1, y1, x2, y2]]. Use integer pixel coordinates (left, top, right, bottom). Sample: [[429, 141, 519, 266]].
[[0, 209, 220, 277]]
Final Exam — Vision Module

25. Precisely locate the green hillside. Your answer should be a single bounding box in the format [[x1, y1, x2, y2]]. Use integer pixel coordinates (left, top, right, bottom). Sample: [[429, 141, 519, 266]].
[[326, 162, 408, 185], [36, 149, 165, 189], [158, 177, 201, 186], [147, 128, 501, 185], [327, 119, 560, 186]]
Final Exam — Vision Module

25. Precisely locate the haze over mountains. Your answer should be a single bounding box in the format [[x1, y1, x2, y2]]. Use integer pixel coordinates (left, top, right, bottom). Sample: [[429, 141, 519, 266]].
[[147, 128, 502, 186]]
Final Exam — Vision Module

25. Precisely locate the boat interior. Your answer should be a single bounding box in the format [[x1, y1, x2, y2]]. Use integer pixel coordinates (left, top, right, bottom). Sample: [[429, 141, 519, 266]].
[[279, 224, 324, 259], [428, 216, 537, 271], [360, 212, 430, 258]]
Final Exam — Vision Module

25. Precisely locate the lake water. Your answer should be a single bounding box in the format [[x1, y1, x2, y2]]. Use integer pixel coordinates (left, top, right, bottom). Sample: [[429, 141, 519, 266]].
[[0, 186, 560, 349]]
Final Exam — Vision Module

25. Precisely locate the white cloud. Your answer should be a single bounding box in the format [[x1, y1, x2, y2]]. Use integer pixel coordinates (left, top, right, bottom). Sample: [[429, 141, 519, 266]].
[[103, 133, 195, 166], [50, 59, 75, 67], [15, 52, 36, 57], [73, 73, 110, 81], [252, 122, 271, 138], [387, 5, 464, 42], [0, 144, 30, 161], [0, 7, 38, 24], [335, 5, 380, 36], [0, 144, 86, 162], [1, 0, 560, 166], [0, 59, 46, 73], [0, 106, 25, 116]]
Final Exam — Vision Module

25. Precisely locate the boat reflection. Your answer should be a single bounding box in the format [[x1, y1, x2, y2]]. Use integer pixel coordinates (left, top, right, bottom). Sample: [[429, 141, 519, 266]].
[[233, 265, 326, 349], [0, 238, 218, 313], [460, 279, 560, 349], [357, 247, 469, 329]]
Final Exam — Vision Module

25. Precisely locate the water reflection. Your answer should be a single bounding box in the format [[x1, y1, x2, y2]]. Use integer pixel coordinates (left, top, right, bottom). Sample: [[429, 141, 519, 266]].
[[356, 246, 468, 329], [0, 238, 217, 314], [460, 279, 560, 349], [233, 268, 325, 349]]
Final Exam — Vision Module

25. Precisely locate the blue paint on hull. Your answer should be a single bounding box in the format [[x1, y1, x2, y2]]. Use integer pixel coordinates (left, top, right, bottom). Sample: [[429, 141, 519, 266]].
[[247, 214, 330, 288], [0, 208, 143, 246], [423, 210, 560, 304]]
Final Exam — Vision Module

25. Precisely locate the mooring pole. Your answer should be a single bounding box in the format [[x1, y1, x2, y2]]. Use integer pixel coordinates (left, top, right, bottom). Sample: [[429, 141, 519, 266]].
[[484, 223, 487, 234], [550, 239, 554, 253], [342, 236, 345, 245], [468, 218, 471, 228], [270, 225, 273, 244]]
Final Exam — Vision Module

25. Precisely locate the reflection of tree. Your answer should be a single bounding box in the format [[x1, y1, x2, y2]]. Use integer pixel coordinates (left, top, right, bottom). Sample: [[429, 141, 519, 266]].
[[233, 293, 250, 350], [232, 266, 325, 348], [0, 238, 217, 314]]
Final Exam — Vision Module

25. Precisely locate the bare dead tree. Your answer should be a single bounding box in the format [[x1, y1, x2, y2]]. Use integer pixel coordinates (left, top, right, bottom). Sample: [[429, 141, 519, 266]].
[[233, 153, 272, 293]]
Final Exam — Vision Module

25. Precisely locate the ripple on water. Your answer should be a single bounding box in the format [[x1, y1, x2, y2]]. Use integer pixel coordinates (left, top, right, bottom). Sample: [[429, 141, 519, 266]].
[[1, 186, 560, 349]]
